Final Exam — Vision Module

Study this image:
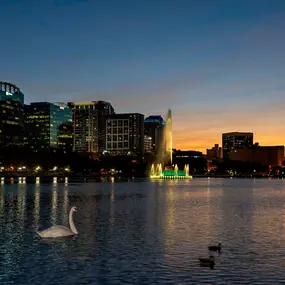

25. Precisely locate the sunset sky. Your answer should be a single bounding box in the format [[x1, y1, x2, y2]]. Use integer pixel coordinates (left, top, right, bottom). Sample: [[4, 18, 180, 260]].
[[1, 0, 285, 152]]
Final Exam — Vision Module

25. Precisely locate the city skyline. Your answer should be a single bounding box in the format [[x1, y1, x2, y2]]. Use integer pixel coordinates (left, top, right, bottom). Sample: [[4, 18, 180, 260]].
[[1, 0, 285, 152]]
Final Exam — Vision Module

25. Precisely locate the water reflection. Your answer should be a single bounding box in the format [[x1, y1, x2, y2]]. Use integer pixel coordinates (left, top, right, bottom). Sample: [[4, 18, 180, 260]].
[[17, 185, 27, 233], [165, 187, 174, 236], [0, 185, 4, 215], [109, 183, 115, 225], [33, 185, 40, 230], [51, 184, 58, 224], [62, 186, 69, 225], [0, 180, 284, 284]]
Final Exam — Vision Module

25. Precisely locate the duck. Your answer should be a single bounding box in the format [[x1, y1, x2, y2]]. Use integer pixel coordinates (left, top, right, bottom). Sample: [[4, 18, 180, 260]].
[[199, 256, 215, 266], [208, 243, 221, 252]]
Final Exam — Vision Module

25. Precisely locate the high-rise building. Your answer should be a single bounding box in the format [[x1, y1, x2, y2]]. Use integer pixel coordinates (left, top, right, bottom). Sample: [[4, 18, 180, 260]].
[[144, 115, 165, 156], [0, 81, 25, 149], [57, 121, 73, 153], [105, 113, 144, 157], [68, 102, 98, 154], [222, 132, 253, 159], [95, 101, 115, 154], [67, 101, 114, 155], [24, 102, 72, 152], [144, 135, 152, 152]]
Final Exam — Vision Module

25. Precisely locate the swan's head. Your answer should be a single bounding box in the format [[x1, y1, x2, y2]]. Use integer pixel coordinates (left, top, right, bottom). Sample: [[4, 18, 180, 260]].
[[71, 206, 78, 212]]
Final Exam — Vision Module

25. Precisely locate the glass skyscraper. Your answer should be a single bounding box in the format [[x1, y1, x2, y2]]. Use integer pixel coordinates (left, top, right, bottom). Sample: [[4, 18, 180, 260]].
[[144, 115, 165, 156], [0, 81, 25, 149], [24, 102, 72, 152]]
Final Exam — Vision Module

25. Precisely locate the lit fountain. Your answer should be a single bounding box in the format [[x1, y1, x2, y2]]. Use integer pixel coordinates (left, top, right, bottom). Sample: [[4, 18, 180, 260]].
[[150, 109, 192, 180]]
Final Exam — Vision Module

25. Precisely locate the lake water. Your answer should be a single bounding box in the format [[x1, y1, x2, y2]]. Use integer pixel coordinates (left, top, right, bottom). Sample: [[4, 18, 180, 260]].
[[0, 178, 285, 284]]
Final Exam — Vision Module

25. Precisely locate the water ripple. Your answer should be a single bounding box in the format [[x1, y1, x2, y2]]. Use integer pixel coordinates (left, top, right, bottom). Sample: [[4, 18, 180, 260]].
[[0, 179, 285, 283]]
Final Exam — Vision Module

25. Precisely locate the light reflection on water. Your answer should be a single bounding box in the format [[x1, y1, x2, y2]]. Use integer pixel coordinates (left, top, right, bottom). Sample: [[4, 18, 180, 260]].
[[0, 179, 285, 283]]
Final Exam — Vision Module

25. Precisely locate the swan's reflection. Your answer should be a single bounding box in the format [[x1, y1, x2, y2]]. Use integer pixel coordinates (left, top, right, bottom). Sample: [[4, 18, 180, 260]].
[[33, 185, 40, 230], [51, 185, 58, 224]]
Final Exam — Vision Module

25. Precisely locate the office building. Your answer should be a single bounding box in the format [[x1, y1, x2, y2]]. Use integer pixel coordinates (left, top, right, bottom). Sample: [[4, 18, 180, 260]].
[[68, 101, 114, 156], [95, 101, 115, 154], [57, 121, 73, 153], [68, 102, 98, 154], [206, 144, 222, 159], [144, 115, 165, 156], [105, 113, 144, 157], [0, 81, 25, 148], [229, 145, 284, 167], [173, 150, 206, 174], [144, 135, 152, 152], [222, 132, 253, 159], [24, 102, 72, 151]]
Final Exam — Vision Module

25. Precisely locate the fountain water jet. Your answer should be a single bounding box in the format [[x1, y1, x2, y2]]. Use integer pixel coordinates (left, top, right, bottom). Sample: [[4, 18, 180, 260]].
[[149, 109, 192, 180], [165, 109, 173, 165]]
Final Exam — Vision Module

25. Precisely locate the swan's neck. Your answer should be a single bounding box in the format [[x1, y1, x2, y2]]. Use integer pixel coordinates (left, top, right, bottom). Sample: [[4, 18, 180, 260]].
[[69, 210, 78, 234]]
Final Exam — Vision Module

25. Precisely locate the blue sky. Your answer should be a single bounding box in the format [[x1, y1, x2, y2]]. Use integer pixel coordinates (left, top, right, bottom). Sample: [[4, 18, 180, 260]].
[[1, 0, 285, 150]]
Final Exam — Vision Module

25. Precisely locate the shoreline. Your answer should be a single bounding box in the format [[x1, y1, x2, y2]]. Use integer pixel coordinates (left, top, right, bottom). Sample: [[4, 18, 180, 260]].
[[0, 174, 281, 184]]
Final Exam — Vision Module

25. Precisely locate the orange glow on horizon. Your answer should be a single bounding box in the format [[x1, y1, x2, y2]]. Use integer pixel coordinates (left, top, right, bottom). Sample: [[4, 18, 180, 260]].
[[173, 130, 285, 154], [172, 100, 285, 154]]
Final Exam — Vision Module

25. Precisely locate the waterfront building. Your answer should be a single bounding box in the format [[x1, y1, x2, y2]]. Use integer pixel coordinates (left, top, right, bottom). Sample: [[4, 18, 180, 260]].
[[0, 82, 25, 149], [173, 150, 206, 174], [57, 121, 73, 153], [68, 102, 98, 154], [144, 115, 165, 156], [144, 135, 152, 153], [206, 144, 222, 159], [229, 145, 284, 167], [222, 132, 253, 160], [95, 101, 115, 154], [68, 101, 114, 156], [24, 102, 72, 152], [105, 113, 144, 157]]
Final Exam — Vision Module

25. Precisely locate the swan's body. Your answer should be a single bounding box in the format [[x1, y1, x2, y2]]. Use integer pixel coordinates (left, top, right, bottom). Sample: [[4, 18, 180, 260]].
[[37, 207, 78, 238]]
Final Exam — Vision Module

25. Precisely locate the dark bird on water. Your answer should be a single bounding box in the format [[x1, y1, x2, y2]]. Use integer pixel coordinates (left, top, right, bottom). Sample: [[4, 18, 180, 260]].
[[208, 243, 221, 252], [199, 255, 215, 267]]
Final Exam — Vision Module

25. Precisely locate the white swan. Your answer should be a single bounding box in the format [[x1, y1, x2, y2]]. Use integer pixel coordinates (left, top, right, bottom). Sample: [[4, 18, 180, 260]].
[[37, 206, 78, 238]]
